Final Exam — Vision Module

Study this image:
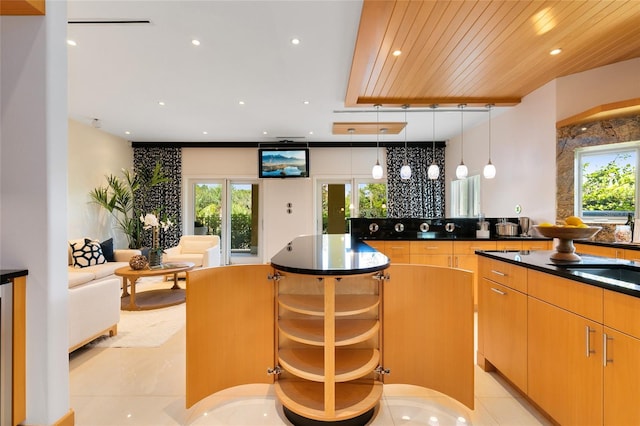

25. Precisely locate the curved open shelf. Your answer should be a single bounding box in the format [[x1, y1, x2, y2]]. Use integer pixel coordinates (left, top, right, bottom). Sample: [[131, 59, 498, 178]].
[[278, 348, 380, 382], [279, 294, 380, 317], [275, 379, 383, 422], [278, 319, 379, 346]]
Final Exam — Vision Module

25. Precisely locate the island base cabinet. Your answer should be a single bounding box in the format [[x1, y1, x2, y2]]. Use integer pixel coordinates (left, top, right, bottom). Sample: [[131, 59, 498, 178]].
[[479, 278, 527, 391], [383, 264, 474, 409], [527, 297, 603, 426], [603, 327, 640, 426]]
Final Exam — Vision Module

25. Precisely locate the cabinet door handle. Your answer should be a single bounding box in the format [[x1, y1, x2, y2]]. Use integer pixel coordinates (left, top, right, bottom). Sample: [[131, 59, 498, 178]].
[[490, 287, 506, 295], [491, 269, 507, 277], [585, 326, 595, 357], [448, 256, 452, 267], [603, 333, 613, 366], [454, 256, 459, 267]]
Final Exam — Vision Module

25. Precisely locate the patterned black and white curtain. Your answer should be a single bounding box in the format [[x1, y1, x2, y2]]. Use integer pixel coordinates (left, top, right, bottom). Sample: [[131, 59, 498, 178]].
[[133, 147, 182, 249], [386, 145, 446, 218]]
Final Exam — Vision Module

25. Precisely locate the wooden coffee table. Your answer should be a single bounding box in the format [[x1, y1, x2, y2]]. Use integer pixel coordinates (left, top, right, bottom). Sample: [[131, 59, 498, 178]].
[[115, 262, 195, 311]]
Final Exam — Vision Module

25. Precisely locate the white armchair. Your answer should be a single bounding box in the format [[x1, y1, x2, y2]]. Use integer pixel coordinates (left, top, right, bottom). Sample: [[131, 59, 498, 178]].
[[163, 235, 221, 268]]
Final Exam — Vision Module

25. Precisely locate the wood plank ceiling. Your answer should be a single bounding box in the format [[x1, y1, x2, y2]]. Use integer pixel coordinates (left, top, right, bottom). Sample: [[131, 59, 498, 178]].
[[345, 0, 640, 108]]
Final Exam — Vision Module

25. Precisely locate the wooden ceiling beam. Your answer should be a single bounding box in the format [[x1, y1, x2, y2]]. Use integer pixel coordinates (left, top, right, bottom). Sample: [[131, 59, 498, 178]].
[[355, 96, 521, 108]]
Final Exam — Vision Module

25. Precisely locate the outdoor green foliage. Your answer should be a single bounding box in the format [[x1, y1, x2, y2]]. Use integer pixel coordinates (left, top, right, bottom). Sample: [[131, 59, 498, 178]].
[[194, 184, 254, 251], [582, 154, 636, 212], [321, 183, 387, 234], [358, 183, 387, 218], [90, 162, 169, 249]]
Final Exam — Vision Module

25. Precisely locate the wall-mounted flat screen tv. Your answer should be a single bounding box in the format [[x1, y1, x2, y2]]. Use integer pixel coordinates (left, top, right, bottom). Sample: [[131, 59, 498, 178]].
[[258, 148, 309, 178]]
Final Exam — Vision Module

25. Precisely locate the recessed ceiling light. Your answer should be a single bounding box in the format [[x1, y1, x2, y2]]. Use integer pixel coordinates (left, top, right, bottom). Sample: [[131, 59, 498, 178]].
[[67, 39, 77, 46], [239, 100, 245, 105], [191, 39, 201, 46], [202, 131, 208, 135], [291, 38, 300, 45], [392, 50, 402, 56], [309, 131, 313, 135], [303, 100, 310, 105], [263, 131, 268, 135], [550, 48, 562, 55], [158, 101, 166, 106], [125, 131, 131, 135]]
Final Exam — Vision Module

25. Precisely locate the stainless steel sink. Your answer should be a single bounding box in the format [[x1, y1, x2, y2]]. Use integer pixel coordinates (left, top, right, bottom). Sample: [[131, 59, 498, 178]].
[[553, 263, 640, 286]]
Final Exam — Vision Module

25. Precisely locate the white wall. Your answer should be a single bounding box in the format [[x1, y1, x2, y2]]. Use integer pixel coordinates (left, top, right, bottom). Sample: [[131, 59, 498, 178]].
[[182, 146, 384, 260], [1, 3, 70, 424], [445, 81, 558, 226], [68, 119, 133, 248], [556, 57, 640, 121]]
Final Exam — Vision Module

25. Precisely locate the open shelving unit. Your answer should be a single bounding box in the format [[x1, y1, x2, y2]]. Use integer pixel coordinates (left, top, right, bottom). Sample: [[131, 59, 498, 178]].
[[274, 272, 383, 422]]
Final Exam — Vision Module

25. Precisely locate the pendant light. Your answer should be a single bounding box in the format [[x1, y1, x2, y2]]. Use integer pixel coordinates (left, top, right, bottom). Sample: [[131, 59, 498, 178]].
[[455, 103, 468, 179], [427, 104, 440, 180], [483, 104, 497, 179], [400, 104, 412, 179], [371, 104, 384, 179]]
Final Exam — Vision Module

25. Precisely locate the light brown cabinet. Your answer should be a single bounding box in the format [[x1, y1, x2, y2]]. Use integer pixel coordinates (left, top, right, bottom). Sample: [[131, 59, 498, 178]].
[[574, 242, 624, 258], [479, 256, 640, 426], [479, 277, 527, 391], [186, 262, 475, 421]]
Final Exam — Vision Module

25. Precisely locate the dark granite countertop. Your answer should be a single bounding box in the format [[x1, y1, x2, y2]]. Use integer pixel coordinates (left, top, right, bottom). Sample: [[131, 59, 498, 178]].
[[271, 234, 389, 276], [1, 269, 28, 285], [575, 239, 640, 251], [477, 250, 640, 297]]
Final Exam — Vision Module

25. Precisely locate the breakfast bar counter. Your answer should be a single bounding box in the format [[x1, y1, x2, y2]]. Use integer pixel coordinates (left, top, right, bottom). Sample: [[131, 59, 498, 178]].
[[186, 235, 475, 425]]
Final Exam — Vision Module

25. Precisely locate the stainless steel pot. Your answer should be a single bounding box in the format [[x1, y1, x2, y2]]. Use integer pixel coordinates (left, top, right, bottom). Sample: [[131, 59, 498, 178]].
[[496, 221, 519, 236]]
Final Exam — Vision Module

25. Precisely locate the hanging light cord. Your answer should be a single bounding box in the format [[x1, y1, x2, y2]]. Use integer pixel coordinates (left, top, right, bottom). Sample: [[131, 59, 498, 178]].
[[432, 104, 437, 159], [487, 104, 492, 161], [376, 104, 380, 163], [460, 104, 465, 163], [403, 105, 408, 164]]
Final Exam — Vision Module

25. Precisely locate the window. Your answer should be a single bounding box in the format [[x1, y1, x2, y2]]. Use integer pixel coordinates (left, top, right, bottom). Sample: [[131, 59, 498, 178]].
[[575, 141, 639, 221]]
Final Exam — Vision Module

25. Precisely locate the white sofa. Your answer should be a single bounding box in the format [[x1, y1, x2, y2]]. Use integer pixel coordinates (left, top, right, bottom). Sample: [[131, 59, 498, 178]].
[[163, 235, 221, 268], [67, 239, 140, 352]]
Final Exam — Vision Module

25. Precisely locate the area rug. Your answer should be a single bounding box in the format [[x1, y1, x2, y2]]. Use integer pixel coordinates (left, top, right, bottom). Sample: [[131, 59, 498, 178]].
[[90, 303, 185, 348]]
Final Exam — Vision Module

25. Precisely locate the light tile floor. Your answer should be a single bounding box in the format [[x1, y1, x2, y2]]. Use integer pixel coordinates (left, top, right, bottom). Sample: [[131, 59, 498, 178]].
[[69, 289, 552, 426]]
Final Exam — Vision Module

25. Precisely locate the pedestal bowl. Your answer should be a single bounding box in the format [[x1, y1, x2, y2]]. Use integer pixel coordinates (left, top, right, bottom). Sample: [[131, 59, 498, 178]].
[[533, 225, 602, 262]]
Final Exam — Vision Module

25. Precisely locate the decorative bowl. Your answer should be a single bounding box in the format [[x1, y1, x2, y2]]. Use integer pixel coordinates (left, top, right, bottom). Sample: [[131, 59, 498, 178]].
[[533, 225, 601, 262]]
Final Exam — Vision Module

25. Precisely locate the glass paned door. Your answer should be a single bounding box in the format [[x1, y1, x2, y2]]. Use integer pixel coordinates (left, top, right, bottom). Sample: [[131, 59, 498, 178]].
[[192, 180, 261, 264], [319, 182, 352, 234], [228, 182, 260, 263]]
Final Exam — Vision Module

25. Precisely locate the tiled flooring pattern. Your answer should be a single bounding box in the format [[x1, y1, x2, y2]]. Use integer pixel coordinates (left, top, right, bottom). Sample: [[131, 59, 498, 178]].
[[69, 284, 552, 426]]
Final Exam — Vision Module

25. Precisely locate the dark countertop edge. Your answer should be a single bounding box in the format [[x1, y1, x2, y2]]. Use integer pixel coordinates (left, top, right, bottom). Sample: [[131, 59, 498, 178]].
[[575, 239, 640, 250], [1, 269, 28, 285], [476, 251, 640, 298], [355, 237, 550, 242], [271, 262, 390, 276]]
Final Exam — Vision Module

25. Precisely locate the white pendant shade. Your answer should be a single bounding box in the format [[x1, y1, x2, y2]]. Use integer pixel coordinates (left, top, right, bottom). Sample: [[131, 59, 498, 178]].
[[372, 161, 383, 179], [456, 163, 468, 179], [483, 161, 496, 179], [428, 164, 440, 180], [400, 164, 411, 179]]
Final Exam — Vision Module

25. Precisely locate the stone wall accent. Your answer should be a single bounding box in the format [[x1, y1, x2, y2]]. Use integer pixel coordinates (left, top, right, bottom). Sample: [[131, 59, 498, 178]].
[[557, 115, 640, 242]]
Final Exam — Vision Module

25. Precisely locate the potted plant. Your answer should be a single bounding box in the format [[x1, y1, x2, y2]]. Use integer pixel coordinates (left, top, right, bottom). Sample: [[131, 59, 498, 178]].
[[90, 162, 169, 249]]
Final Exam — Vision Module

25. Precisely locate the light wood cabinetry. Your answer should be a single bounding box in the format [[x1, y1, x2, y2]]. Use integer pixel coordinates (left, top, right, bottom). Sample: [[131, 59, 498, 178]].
[[480, 255, 640, 425], [623, 248, 640, 262], [574, 242, 624, 258], [522, 240, 552, 251], [409, 240, 452, 267], [479, 276, 527, 391], [186, 261, 475, 421], [603, 290, 640, 425]]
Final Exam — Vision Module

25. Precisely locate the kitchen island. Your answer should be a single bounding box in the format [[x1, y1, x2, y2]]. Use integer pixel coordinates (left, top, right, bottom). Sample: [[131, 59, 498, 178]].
[[185, 235, 475, 425], [477, 250, 640, 425]]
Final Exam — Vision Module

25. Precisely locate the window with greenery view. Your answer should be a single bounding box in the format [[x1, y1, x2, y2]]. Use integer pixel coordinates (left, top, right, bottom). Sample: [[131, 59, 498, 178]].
[[576, 142, 638, 220]]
